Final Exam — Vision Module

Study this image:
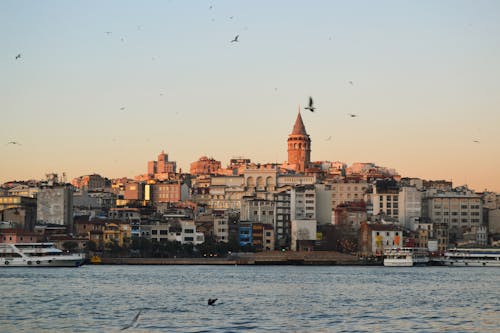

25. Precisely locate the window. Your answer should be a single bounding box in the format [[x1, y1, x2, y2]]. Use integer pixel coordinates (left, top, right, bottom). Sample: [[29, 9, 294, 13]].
[[184, 229, 194, 234]]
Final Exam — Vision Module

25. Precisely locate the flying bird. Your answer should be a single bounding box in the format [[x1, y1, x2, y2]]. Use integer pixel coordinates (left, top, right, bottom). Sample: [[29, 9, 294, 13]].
[[348, 113, 357, 118], [120, 310, 141, 331], [104, 31, 112, 35], [473, 140, 480, 143], [7, 141, 21, 146], [348, 81, 354, 85], [15, 54, 21, 60], [230, 35, 239, 43], [304, 96, 315, 112], [208, 298, 218, 306], [120, 106, 126, 111], [325, 136, 332, 141]]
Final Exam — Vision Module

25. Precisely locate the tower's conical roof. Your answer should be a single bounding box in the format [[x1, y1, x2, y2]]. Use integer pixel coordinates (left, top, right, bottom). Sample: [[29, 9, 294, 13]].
[[291, 111, 308, 135]]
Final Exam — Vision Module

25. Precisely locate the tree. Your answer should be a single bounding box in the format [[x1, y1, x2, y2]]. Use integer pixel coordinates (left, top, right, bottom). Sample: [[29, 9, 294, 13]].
[[86, 240, 97, 252], [62, 241, 79, 252]]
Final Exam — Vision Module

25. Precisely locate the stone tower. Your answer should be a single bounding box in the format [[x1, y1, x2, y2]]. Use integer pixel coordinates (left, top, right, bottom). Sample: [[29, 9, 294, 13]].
[[287, 110, 311, 172]]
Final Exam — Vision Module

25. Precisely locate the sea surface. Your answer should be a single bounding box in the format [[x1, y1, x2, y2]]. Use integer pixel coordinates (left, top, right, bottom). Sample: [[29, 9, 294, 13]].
[[1, 265, 499, 332]]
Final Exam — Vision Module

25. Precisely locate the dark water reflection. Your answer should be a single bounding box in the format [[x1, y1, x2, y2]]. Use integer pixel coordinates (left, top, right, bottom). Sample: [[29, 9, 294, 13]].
[[1, 265, 499, 332]]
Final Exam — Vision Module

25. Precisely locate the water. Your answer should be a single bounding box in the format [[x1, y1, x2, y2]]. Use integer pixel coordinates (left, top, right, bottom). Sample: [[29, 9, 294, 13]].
[[1, 265, 499, 332]]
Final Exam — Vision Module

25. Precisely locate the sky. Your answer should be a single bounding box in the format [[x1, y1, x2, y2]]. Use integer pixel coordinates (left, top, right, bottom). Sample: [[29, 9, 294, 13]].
[[1, 0, 500, 192]]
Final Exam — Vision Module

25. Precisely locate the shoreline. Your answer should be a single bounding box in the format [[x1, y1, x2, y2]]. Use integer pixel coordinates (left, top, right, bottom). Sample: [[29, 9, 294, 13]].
[[88, 251, 382, 266]]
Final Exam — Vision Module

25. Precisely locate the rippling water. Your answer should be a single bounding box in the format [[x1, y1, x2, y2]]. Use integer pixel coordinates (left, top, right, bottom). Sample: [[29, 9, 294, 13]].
[[1, 265, 499, 332]]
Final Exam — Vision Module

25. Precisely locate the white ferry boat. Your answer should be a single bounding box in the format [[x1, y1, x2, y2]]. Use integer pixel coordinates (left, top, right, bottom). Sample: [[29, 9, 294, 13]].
[[0, 242, 85, 267], [443, 248, 500, 267], [384, 247, 430, 267]]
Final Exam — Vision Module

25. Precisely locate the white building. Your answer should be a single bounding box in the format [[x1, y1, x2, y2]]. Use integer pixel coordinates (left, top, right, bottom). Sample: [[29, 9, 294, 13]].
[[214, 215, 229, 243], [149, 220, 204, 245], [398, 186, 423, 230], [36, 185, 74, 230]]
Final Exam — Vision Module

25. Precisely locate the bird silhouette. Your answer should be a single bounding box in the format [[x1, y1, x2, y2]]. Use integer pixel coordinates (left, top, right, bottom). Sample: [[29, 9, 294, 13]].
[[348, 113, 357, 118], [230, 35, 239, 43], [473, 140, 480, 143], [104, 31, 112, 35], [348, 81, 354, 85], [208, 298, 218, 306], [15, 54, 21, 60], [120, 107, 126, 111], [7, 141, 21, 146], [304, 96, 315, 112], [120, 310, 141, 331]]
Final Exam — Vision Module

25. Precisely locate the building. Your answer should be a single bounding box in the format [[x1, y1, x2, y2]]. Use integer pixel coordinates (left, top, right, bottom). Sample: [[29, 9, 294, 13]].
[[423, 188, 483, 239], [71, 174, 106, 190], [359, 222, 403, 257], [0, 196, 37, 231], [290, 185, 317, 251], [286, 111, 311, 173], [124, 182, 145, 201], [241, 198, 275, 225], [36, 185, 74, 231], [315, 183, 332, 225], [190, 156, 221, 175], [74, 217, 131, 249], [147, 220, 204, 245], [147, 151, 177, 178], [273, 187, 291, 249], [291, 219, 317, 251], [329, 179, 368, 224], [398, 186, 423, 230], [369, 179, 400, 221], [150, 182, 182, 203], [334, 201, 367, 231], [0, 228, 40, 243], [214, 214, 229, 242]]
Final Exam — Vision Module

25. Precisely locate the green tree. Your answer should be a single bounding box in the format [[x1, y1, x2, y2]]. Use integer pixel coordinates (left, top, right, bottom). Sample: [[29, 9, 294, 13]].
[[86, 240, 97, 252], [62, 241, 79, 252]]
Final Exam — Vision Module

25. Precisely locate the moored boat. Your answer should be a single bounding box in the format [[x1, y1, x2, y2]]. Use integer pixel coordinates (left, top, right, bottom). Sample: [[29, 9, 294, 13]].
[[0, 242, 85, 267], [384, 247, 430, 267], [442, 248, 500, 267]]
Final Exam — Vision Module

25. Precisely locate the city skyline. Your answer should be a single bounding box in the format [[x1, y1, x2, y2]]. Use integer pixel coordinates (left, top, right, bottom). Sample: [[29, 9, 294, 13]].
[[2, 1, 500, 192]]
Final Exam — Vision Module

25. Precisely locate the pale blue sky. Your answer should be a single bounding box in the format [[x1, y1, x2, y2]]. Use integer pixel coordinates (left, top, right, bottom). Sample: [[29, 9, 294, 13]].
[[1, 1, 500, 191]]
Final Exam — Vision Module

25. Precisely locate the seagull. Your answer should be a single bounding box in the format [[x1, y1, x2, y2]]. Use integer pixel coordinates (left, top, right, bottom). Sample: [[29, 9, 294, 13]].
[[120, 106, 126, 111], [348, 81, 354, 85], [208, 298, 218, 306], [7, 141, 21, 146], [304, 96, 315, 112], [230, 35, 239, 43], [15, 54, 21, 60], [348, 113, 357, 118], [120, 310, 141, 331], [229, 16, 234, 19], [473, 140, 480, 143]]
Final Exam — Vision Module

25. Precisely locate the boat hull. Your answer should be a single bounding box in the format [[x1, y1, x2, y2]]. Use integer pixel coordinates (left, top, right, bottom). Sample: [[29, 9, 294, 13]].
[[1, 257, 84, 267], [443, 260, 500, 267]]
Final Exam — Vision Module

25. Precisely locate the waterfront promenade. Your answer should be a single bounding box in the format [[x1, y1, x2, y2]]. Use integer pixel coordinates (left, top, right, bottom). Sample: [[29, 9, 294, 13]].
[[95, 251, 364, 265]]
